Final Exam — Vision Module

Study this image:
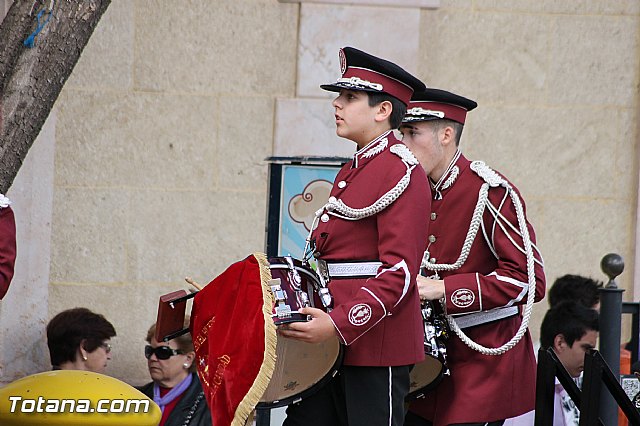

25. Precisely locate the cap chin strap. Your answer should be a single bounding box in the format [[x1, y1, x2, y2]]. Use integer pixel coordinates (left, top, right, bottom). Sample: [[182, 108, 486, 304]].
[[422, 161, 538, 356]]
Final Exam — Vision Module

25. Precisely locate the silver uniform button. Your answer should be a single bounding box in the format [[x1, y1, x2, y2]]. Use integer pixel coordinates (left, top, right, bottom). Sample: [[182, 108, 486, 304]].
[[338, 180, 347, 189], [430, 212, 437, 220], [321, 214, 330, 223], [428, 235, 436, 243], [430, 258, 436, 263]]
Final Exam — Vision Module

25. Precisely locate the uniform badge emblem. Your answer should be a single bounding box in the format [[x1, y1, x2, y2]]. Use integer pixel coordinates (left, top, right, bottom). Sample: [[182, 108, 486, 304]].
[[451, 289, 475, 308], [339, 48, 347, 75], [348, 304, 371, 326]]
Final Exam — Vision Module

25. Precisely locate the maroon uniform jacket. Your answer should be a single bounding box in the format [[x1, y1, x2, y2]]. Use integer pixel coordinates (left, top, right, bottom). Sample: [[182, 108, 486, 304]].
[[0, 202, 16, 300], [311, 131, 430, 367], [409, 154, 545, 425]]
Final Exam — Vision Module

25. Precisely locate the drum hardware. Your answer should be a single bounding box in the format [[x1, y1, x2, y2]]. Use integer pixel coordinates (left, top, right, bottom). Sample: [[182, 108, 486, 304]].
[[302, 240, 333, 311], [407, 300, 450, 400], [285, 256, 302, 287], [422, 302, 450, 375], [285, 256, 311, 312], [317, 286, 332, 311], [307, 258, 333, 310], [155, 278, 204, 343], [270, 278, 294, 321], [268, 256, 315, 324], [258, 256, 343, 408], [155, 256, 342, 409], [155, 289, 197, 343]]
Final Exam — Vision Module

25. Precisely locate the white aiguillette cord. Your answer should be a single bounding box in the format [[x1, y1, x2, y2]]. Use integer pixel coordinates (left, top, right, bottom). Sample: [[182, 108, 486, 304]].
[[423, 161, 538, 356]]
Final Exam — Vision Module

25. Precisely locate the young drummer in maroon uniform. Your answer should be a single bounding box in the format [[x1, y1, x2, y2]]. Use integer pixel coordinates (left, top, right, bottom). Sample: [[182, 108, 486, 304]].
[[400, 88, 546, 426], [278, 47, 430, 426], [0, 193, 16, 300]]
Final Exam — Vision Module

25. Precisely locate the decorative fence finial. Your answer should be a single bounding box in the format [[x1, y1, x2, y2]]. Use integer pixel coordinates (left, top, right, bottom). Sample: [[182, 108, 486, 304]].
[[600, 253, 624, 289]]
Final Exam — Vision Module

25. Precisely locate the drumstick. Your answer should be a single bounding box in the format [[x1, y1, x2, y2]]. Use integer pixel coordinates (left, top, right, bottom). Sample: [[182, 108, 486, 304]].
[[184, 276, 203, 291]]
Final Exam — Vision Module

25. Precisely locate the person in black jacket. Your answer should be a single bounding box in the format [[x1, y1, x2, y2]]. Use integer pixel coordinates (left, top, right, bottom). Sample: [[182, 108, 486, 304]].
[[138, 318, 212, 426]]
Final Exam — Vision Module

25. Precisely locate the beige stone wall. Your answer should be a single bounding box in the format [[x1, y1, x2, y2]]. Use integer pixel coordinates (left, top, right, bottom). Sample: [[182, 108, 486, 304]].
[[416, 0, 639, 341], [3, 0, 637, 385], [49, 0, 298, 385]]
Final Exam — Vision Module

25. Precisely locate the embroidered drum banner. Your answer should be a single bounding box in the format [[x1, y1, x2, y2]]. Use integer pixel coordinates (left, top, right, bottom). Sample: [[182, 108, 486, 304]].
[[190, 253, 276, 426]]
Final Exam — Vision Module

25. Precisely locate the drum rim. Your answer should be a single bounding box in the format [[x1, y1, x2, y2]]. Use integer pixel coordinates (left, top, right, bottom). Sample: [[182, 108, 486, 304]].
[[256, 344, 344, 409], [269, 263, 321, 286], [261, 257, 339, 408], [405, 360, 445, 401]]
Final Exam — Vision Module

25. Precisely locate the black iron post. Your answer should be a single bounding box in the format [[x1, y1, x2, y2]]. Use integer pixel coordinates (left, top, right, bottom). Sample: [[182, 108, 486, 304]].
[[534, 348, 557, 425], [598, 253, 625, 426], [581, 350, 604, 425]]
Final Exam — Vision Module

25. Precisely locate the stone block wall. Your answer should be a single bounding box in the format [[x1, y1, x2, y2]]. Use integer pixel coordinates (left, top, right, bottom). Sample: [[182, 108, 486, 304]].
[[415, 0, 639, 339], [48, 0, 298, 385]]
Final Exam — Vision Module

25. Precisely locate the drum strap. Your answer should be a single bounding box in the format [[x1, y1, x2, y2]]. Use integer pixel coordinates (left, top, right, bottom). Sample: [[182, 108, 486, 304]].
[[325, 260, 382, 279], [452, 306, 518, 329]]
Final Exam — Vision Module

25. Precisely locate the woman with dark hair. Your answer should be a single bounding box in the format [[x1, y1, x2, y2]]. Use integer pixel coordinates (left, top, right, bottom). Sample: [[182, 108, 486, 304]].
[[46, 307, 116, 373], [137, 317, 211, 426]]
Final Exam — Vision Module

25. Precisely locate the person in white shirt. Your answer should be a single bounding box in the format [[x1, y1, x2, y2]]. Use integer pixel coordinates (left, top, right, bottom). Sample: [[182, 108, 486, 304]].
[[505, 301, 599, 425], [539, 301, 599, 425]]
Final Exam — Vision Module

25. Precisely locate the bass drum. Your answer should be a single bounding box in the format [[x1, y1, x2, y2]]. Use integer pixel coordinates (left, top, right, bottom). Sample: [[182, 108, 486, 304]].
[[407, 301, 449, 400], [257, 256, 343, 408]]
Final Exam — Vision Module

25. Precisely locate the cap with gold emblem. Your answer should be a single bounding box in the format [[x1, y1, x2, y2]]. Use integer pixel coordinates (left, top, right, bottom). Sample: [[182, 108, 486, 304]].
[[403, 88, 477, 124], [320, 47, 425, 106]]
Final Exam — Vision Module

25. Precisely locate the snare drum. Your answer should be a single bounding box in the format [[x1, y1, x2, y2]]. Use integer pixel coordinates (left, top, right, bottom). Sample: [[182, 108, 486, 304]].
[[258, 256, 343, 408], [407, 301, 449, 400]]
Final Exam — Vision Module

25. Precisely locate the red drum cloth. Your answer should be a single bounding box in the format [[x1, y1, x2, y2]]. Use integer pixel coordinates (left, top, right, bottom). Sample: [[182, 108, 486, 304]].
[[190, 253, 276, 426], [0, 207, 16, 300]]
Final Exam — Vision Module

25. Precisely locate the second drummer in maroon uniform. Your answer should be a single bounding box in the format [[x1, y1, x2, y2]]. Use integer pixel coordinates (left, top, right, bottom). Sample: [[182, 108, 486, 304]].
[[279, 47, 430, 426], [400, 88, 546, 426]]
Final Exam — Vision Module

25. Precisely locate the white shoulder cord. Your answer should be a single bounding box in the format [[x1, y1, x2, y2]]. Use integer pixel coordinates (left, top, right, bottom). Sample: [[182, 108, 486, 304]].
[[422, 161, 537, 356], [481, 189, 509, 260], [303, 144, 418, 257], [422, 183, 488, 272], [324, 144, 418, 220], [485, 202, 545, 268]]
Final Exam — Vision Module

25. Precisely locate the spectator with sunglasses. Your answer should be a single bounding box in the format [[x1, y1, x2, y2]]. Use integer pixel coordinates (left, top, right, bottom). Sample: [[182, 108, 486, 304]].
[[46, 307, 116, 374], [137, 318, 212, 426]]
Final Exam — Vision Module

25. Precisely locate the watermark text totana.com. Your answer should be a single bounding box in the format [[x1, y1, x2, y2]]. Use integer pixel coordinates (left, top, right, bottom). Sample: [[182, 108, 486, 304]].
[[8, 396, 151, 413]]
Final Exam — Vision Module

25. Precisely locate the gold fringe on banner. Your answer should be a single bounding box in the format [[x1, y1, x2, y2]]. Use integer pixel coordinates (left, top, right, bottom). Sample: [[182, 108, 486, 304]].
[[232, 252, 277, 426]]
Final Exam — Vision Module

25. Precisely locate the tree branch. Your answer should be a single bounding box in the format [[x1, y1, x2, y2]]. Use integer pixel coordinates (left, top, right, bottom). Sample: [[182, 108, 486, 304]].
[[0, 0, 111, 193]]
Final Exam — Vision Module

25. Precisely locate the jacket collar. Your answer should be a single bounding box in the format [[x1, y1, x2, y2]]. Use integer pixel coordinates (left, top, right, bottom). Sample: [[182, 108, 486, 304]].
[[431, 150, 468, 199], [352, 130, 392, 169]]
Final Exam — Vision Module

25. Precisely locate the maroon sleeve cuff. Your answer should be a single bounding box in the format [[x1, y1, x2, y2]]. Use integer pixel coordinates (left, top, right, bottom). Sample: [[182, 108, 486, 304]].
[[443, 273, 482, 315], [0, 207, 17, 300], [329, 289, 387, 345]]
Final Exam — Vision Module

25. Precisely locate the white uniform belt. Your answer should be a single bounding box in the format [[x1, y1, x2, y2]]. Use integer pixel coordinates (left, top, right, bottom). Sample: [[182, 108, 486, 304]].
[[452, 306, 519, 329], [326, 261, 382, 278]]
